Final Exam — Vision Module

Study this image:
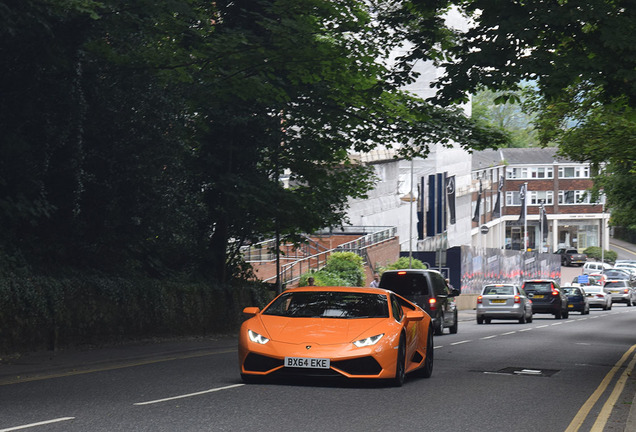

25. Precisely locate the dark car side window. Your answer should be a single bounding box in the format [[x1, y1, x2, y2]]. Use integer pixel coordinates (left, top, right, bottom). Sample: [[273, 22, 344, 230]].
[[431, 273, 449, 296], [390, 294, 404, 322]]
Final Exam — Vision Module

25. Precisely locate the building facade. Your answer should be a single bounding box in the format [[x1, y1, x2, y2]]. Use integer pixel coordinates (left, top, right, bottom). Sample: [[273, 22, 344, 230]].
[[471, 148, 609, 253]]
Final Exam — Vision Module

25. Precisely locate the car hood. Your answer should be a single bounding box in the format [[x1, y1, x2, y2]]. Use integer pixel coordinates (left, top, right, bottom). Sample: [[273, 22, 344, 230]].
[[258, 315, 387, 344]]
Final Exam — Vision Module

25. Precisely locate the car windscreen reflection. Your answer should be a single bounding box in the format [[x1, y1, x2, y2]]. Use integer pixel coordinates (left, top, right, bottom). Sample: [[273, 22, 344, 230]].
[[263, 291, 390, 319]]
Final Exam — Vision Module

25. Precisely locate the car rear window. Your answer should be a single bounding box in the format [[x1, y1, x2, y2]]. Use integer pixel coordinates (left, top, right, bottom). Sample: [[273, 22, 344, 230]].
[[563, 287, 581, 295], [523, 282, 553, 293], [605, 271, 629, 279], [605, 281, 628, 288], [483, 285, 514, 295], [379, 273, 430, 297]]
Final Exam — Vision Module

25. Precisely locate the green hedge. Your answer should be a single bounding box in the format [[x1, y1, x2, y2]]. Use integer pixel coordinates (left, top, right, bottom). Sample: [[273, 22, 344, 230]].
[[583, 246, 617, 263], [0, 275, 271, 354]]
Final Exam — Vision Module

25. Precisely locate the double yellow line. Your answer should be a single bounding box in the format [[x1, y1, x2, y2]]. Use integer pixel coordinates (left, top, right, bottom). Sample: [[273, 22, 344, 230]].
[[566, 343, 636, 431]]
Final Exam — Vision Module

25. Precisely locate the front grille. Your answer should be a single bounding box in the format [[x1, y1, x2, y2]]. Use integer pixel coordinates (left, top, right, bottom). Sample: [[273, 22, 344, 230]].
[[243, 353, 284, 372], [331, 356, 382, 376]]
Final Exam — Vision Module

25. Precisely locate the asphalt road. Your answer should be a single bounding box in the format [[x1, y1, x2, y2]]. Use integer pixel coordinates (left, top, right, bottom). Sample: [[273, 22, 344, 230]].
[[2, 306, 636, 432], [1, 240, 635, 432]]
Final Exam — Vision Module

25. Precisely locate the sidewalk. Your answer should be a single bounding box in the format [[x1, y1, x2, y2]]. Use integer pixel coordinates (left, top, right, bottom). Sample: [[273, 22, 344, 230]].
[[0, 335, 237, 386]]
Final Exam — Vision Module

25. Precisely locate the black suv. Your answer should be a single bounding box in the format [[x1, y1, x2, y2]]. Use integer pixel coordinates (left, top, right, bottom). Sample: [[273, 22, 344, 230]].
[[379, 269, 459, 335], [521, 279, 569, 319]]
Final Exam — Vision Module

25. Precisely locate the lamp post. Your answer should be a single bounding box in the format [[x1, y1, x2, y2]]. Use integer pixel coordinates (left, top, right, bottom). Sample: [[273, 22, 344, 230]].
[[409, 159, 414, 268]]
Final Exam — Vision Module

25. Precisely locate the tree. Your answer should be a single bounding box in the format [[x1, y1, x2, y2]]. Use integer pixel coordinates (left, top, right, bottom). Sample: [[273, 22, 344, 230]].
[[472, 88, 539, 148], [528, 86, 636, 228], [381, 256, 428, 272], [402, 0, 636, 228], [0, 0, 508, 281], [429, 0, 636, 106]]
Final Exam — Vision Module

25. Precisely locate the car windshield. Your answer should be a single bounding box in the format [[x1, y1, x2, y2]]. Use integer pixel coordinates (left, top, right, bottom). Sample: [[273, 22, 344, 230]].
[[523, 282, 553, 293], [482, 285, 514, 295], [563, 287, 581, 295], [263, 291, 390, 319]]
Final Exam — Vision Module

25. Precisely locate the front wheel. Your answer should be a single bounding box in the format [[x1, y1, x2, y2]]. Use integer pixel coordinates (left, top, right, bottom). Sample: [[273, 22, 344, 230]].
[[419, 328, 434, 379], [392, 335, 406, 387], [434, 314, 445, 335], [448, 311, 458, 334]]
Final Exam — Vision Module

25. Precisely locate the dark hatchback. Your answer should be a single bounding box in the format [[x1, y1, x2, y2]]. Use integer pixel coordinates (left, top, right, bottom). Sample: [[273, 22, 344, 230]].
[[521, 279, 569, 319], [562, 286, 589, 315]]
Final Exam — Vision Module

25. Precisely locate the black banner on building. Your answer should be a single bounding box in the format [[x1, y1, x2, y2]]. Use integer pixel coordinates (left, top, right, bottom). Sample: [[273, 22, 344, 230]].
[[446, 175, 456, 225]]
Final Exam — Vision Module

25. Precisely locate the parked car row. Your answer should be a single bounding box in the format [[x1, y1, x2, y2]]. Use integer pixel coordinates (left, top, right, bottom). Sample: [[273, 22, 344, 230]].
[[476, 276, 636, 325]]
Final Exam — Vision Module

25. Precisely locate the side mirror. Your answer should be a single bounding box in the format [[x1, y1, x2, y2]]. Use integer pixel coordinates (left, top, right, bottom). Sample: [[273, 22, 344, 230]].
[[243, 307, 260, 316], [450, 288, 460, 297], [405, 310, 426, 322]]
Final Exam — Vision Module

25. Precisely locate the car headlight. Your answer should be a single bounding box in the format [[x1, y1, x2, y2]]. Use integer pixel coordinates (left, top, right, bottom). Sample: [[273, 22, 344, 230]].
[[248, 329, 270, 344], [353, 334, 384, 348]]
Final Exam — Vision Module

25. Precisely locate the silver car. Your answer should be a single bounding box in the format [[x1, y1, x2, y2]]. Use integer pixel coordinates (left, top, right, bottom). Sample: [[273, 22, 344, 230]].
[[584, 285, 612, 310], [603, 280, 636, 306], [477, 284, 533, 324]]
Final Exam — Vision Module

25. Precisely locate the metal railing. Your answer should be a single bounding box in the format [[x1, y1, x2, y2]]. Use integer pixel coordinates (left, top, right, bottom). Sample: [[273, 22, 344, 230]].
[[248, 226, 397, 286]]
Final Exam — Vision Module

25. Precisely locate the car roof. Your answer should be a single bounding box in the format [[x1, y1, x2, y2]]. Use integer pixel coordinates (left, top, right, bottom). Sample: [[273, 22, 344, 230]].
[[381, 268, 441, 275], [284, 286, 392, 295]]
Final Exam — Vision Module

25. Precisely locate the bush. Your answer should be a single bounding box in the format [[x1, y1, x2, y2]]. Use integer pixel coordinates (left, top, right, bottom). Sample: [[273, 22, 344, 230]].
[[380, 256, 429, 272], [583, 247, 617, 263], [0, 274, 269, 354], [298, 271, 349, 287], [299, 251, 366, 287]]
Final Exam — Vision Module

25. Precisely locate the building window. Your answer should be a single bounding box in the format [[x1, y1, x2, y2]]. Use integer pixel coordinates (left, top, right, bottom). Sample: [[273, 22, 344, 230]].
[[506, 191, 521, 206], [558, 166, 590, 178], [558, 190, 592, 204], [507, 166, 554, 179], [529, 191, 554, 205]]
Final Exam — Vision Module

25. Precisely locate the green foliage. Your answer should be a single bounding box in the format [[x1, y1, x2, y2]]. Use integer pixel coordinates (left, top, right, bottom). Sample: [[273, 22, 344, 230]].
[[0, 0, 507, 283], [583, 247, 617, 264], [298, 271, 349, 287], [0, 273, 270, 353], [381, 256, 429, 271], [299, 251, 366, 287], [321, 252, 366, 286], [433, 0, 636, 106], [472, 88, 539, 148]]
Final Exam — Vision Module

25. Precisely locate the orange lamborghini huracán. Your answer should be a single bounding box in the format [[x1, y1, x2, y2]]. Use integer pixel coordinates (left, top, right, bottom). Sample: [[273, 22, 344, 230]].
[[238, 286, 434, 386]]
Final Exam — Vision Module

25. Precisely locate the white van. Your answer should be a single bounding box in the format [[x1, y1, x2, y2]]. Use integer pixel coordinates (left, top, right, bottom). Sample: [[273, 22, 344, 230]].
[[582, 261, 612, 274]]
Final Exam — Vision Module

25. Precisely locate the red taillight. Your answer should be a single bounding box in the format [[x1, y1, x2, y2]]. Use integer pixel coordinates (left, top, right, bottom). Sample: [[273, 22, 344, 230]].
[[429, 297, 437, 310], [397, 271, 407, 275], [552, 289, 559, 296], [477, 295, 483, 304], [624, 289, 630, 294], [514, 295, 521, 303], [596, 294, 604, 298]]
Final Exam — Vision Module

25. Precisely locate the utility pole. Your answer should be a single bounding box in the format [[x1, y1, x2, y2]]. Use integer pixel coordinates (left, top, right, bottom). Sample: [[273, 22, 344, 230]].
[[524, 182, 528, 251]]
